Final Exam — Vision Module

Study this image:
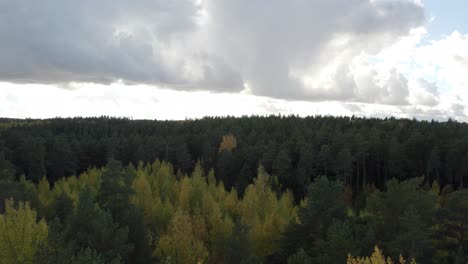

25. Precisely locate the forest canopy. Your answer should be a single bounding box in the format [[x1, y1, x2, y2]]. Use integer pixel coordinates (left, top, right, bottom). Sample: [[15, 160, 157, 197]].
[[1, 116, 467, 198], [0, 116, 467, 263]]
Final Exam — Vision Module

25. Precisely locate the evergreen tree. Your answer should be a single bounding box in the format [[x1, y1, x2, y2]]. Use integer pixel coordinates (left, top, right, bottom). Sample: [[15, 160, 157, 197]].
[[0, 152, 15, 181], [97, 159, 152, 263], [436, 189, 468, 263], [281, 176, 347, 261], [365, 178, 436, 262], [287, 248, 313, 264], [66, 187, 132, 263]]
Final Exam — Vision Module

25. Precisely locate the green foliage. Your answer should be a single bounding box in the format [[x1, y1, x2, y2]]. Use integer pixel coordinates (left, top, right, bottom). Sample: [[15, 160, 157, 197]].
[[46, 135, 77, 181], [435, 189, 468, 263], [0, 117, 465, 264], [35, 219, 74, 264], [1, 116, 467, 201], [16, 136, 46, 182], [365, 178, 436, 262], [156, 210, 209, 263], [281, 176, 348, 262], [0, 177, 38, 211], [0, 152, 15, 181], [71, 248, 122, 264], [347, 246, 416, 264], [71, 248, 105, 264], [0, 199, 48, 264], [315, 220, 360, 263], [287, 248, 313, 264], [67, 187, 132, 263], [130, 161, 294, 263], [222, 221, 259, 264]]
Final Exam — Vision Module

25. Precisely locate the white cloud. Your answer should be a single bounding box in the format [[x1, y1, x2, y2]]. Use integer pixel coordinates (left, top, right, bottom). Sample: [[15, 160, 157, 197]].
[[376, 30, 468, 117], [1, 1, 468, 121], [0, 80, 466, 122], [408, 78, 439, 106], [0, 0, 425, 101]]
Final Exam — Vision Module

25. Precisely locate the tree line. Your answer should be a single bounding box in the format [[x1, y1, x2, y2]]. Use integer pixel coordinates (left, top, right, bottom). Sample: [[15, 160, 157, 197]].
[[1, 116, 468, 201]]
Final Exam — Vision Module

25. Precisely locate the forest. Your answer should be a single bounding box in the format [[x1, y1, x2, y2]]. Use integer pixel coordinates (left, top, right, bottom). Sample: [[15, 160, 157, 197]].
[[0, 116, 467, 263]]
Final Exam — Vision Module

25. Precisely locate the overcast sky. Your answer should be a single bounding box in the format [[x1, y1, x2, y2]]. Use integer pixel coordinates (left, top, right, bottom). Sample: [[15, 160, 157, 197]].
[[0, 0, 467, 121]]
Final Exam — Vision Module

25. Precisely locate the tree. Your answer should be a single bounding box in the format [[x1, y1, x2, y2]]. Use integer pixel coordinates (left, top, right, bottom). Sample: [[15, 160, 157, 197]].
[[71, 248, 122, 264], [241, 166, 295, 259], [216, 151, 236, 188], [295, 143, 315, 198], [0, 152, 15, 181], [66, 188, 132, 263], [0, 177, 38, 212], [281, 176, 347, 261], [436, 189, 468, 263], [219, 134, 237, 152], [287, 248, 312, 264], [71, 248, 106, 264], [0, 199, 48, 264], [387, 136, 405, 181], [156, 210, 208, 264], [405, 131, 427, 178], [365, 178, 436, 262], [318, 144, 333, 176], [46, 135, 77, 182], [347, 246, 416, 264], [336, 148, 353, 184], [273, 143, 292, 189], [427, 146, 441, 184], [223, 221, 260, 264], [97, 160, 152, 263], [315, 220, 360, 263], [16, 136, 46, 182], [35, 218, 74, 264]]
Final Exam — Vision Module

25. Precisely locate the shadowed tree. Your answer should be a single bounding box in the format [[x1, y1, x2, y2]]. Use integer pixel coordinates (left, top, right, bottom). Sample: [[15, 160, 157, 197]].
[[436, 189, 468, 263]]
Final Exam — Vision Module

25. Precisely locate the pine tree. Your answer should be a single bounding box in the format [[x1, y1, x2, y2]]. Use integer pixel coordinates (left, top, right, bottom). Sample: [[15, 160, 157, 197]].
[[287, 248, 312, 264], [0, 152, 15, 181], [436, 189, 468, 263], [67, 187, 132, 263]]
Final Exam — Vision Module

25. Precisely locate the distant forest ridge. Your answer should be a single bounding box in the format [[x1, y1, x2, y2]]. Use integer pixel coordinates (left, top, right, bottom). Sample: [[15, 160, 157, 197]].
[[0, 115, 467, 200]]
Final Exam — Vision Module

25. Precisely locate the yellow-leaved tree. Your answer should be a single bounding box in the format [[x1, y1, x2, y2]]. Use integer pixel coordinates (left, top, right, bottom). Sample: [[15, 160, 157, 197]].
[[219, 134, 237, 152], [156, 210, 208, 264], [241, 165, 296, 258], [0, 199, 48, 264], [347, 246, 417, 264]]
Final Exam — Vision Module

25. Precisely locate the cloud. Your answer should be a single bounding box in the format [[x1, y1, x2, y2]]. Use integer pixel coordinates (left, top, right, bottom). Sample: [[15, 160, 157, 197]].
[[0, 0, 426, 103], [0, 0, 242, 91], [408, 78, 439, 106], [1, 80, 467, 122], [381, 30, 468, 118], [203, 0, 426, 102]]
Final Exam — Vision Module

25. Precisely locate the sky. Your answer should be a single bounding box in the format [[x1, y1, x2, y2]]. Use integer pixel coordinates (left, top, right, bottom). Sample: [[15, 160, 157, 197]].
[[0, 0, 467, 121]]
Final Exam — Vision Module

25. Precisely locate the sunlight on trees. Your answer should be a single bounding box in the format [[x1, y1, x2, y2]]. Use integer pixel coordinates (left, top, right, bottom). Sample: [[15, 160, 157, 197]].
[[347, 246, 416, 264], [0, 199, 48, 264]]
